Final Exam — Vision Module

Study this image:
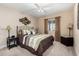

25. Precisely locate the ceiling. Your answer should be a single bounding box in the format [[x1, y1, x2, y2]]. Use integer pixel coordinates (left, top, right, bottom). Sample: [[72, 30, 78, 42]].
[[0, 3, 74, 18]]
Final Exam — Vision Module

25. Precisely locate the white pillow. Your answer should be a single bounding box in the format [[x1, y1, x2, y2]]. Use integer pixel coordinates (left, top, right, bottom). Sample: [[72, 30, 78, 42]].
[[23, 30, 27, 34]]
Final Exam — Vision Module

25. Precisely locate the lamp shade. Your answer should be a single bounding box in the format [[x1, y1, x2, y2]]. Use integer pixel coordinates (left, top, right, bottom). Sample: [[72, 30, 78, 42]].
[[6, 25, 11, 30], [68, 23, 73, 29]]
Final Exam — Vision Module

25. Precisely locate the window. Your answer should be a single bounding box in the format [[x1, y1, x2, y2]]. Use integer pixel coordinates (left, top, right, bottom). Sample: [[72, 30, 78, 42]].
[[48, 19, 55, 31]]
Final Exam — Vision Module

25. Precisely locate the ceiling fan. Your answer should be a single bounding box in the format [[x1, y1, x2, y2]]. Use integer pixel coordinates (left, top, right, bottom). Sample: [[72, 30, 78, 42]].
[[34, 3, 48, 17], [34, 3, 46, 13]]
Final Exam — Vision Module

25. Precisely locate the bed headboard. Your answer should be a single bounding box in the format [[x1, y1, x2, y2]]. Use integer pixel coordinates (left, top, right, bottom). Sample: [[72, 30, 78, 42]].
[[16, 26, 22, 37], [16, 25, 36, 37]]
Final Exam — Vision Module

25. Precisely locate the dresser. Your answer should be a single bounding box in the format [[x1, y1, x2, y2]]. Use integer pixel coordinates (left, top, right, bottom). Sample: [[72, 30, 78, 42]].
[[61, 36, 73, 46]]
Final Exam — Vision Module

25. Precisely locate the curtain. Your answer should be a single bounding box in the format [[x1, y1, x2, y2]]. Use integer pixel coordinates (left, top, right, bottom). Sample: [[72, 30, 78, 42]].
[[44, 19, 48, 34], [55, 16, 61, 42]]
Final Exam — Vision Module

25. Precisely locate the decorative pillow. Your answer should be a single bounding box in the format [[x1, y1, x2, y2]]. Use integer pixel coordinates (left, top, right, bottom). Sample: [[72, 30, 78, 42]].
[[31, 30, 36, 35], [23, 30, 31, 35]]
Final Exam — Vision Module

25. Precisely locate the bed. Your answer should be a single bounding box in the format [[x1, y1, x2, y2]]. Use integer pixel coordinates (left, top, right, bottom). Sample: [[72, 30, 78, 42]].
[[16, 26, 54, 56]]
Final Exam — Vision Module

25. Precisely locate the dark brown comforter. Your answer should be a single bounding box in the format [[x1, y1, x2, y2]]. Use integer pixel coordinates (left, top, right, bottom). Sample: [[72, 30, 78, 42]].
[[18, 35, 54, 56]]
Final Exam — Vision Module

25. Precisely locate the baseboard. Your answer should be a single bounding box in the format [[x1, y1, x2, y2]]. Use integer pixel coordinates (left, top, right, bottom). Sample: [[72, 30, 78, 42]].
[[0, 45, 6, 49]]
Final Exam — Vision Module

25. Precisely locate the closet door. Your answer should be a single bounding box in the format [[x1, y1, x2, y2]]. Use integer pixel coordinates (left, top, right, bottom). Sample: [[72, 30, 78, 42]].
[[55, 16, 61, 42]]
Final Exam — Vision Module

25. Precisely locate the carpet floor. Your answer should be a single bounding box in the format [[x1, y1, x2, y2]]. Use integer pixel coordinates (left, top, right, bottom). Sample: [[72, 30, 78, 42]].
[[0, 41, 76, 56]]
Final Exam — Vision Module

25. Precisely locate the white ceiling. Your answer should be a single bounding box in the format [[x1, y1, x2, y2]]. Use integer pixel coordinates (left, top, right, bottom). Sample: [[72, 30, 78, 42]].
[[0, 3, 74, 18]]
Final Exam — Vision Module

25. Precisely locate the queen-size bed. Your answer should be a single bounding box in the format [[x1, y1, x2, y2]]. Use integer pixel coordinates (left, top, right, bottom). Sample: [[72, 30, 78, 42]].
[[16, 26, 54, 56]]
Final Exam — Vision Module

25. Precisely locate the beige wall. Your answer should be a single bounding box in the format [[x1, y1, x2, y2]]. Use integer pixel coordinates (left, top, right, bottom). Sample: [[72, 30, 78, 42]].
[[0, 6, 38, 49], [74, 3, 79, 55], [38, 9, 74, 37], [38, 19, 44, 34]]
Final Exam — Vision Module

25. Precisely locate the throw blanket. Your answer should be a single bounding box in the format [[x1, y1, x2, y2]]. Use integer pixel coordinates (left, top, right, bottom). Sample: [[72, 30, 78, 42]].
[[23, 34, 51, 51]]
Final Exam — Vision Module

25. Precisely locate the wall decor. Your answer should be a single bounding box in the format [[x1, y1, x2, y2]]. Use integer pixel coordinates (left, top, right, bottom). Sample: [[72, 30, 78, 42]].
[[19, 17, 31, 25]]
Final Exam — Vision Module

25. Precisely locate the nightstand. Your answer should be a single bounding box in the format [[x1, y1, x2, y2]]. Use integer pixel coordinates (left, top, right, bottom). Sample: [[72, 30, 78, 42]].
[[7, 35, 18, 49], [61, 36, 73, 46]]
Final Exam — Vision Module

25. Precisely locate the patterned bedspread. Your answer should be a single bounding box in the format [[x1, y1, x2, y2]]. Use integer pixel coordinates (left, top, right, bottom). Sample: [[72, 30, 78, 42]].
[[22, 34, 51, 51]]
